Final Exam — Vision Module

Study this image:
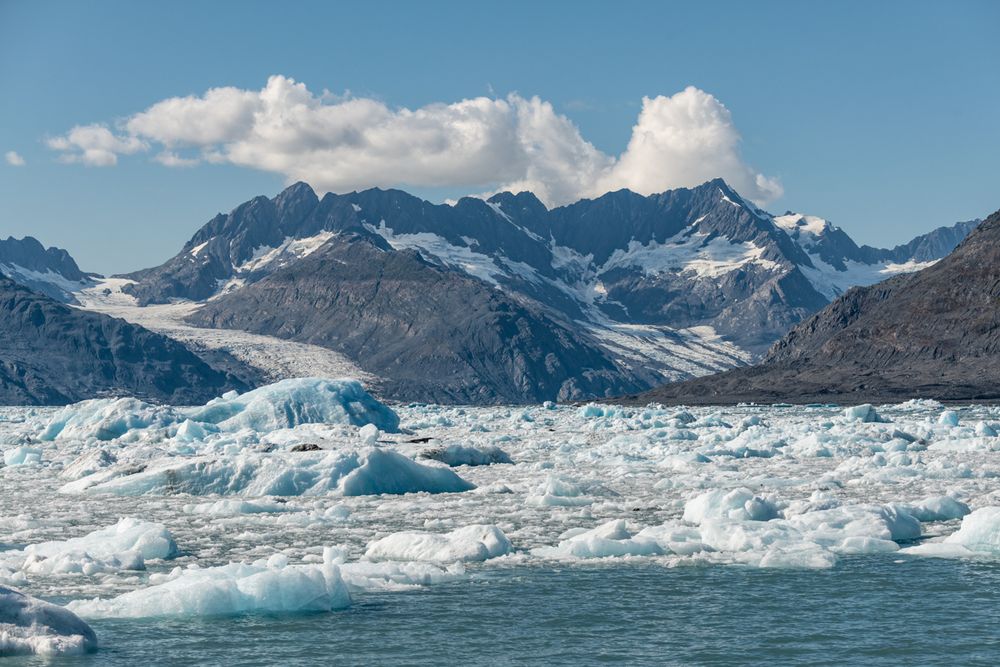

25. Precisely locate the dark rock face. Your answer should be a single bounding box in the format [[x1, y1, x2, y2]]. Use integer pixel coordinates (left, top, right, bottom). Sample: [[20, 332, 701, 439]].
[[0, 236, 95, 302], [0, 274, 248, 405], [624, 208, 1000, 405], [189, 233, 647, 404]]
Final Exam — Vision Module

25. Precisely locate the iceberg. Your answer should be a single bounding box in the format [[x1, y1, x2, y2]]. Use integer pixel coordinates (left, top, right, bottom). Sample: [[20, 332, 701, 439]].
[[40, 377, 398, 443], [186, 378, 399, 433], [0, 586, 97, 656]]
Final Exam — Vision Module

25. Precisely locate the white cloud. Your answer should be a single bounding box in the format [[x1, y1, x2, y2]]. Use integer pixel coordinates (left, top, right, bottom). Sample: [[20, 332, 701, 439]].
[[595, 87, 784, 202], [45, 75, 782, 205], [4, 151, 25, 166], [46, 124, 145, 166]]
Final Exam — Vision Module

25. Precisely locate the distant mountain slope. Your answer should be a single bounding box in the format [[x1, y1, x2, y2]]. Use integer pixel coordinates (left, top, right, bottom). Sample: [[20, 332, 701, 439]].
[[0, 274, 248, 405], [188, 232, 649, 404], [111, 180, 978, 404], [0, 236, 96, 303], [623, 207, 1000, 405]]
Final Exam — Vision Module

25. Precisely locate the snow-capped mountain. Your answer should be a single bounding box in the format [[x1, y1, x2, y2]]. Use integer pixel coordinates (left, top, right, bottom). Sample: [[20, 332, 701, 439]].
[[631, 205, 1000, 405], [0, 236, 97, 303], [105, 179, 977, 403]]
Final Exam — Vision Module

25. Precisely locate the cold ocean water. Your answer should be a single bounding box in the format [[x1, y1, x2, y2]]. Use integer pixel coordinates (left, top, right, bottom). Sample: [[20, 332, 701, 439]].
[[2, 379, 1000, 664], [11, 558, 1000, 666]]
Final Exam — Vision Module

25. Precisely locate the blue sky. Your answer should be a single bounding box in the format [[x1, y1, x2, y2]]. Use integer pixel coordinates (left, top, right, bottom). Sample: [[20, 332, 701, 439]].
[[1, 0, 997, 274]]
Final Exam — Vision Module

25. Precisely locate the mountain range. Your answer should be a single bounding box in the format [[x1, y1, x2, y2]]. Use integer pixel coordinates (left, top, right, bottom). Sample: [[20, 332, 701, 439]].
[[624, 206, 1000, 405], [0, 179, 983, 404]]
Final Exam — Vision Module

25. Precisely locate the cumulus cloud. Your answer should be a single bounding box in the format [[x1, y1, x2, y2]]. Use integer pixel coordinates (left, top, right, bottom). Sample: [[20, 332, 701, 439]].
[[46, 125, 145, 166], [5, 151, 25, 166], [45, 75, 782, 204]]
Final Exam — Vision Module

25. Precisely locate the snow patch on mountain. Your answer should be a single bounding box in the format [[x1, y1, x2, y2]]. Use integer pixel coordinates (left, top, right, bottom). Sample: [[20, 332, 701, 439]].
[[601, 233, 780, 279], [236, 231, 335, 274]]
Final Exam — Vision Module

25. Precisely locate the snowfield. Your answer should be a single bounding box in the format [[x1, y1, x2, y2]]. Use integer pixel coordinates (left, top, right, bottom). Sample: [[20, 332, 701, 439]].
[[3, 380, 1000, 653]]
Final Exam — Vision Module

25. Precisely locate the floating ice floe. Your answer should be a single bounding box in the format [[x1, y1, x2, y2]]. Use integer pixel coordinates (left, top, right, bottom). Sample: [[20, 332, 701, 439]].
[[365, 525, 512, 563], [0, 518, 176, 578], [0, 586, 97, 656], [61, 448, 474, 497], [902, 506, 1000, 558], [68, 549, 350, 619]]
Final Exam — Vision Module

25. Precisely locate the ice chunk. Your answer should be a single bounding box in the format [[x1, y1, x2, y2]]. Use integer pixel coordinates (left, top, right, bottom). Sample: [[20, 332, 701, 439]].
[[0, 586, 97, 656], [975, 421, 998, 437], [940, 507, 1000, 554], [526, 475, 591, 507], [339, 449, 475, 496], [41, 397, 178, 442], [419, 444, 512, 467], [365, 525, 511, 563], [843, 404, 887, 423], [183, 499, 292, 515], [357, 423, 380, 445], [533, 520, 662, 559], [188, 378, 399, 433], [6, 518, 177, 576], [937, 410, 960, 426], [3, 446, 41, 466], [58, 448, 117, 480], [903, 496, 970, 522], [68, 551, 350, 619], [683, 488, 779, 523]]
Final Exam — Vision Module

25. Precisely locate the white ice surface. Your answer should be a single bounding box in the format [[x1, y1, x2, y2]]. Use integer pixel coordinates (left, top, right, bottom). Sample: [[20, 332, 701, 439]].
[[3, 396, 1000, 622]]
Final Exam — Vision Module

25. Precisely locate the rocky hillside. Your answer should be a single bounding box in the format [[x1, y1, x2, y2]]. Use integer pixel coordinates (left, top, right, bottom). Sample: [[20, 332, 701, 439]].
[[623, 207, 1000, 405], [189, 232, 649, 403], [0, 274, 248, 405]]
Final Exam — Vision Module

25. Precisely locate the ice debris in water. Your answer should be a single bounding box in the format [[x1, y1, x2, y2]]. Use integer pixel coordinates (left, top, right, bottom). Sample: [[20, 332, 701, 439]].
[[365, 525, 512, 563], [68, 548, 350, 619], [9, 395, 1000, 630], [0, 586, 97, 656], [41, 377, 399, 443]]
